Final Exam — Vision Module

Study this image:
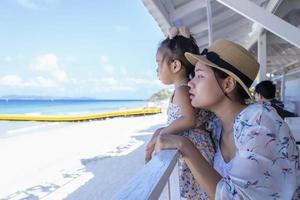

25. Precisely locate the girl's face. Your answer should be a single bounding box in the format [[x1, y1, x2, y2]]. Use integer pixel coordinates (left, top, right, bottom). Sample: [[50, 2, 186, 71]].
[[188, 61, 224, 109], [156, 49, 173, 85]]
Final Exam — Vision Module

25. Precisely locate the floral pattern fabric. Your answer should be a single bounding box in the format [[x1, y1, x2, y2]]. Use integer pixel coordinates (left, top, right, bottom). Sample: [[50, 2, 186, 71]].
[[211, 103, 300, 199], [167, 101, 215, 200]]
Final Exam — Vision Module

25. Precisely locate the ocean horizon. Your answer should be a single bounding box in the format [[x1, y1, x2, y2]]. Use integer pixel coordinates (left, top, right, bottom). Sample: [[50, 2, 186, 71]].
[[0, 99, 151, 138], [0, 99, 148, 115]]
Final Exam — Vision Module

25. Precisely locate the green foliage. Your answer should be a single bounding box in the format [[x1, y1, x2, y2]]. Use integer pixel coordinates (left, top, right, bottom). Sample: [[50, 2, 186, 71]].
[[148, 88, 173, 101]]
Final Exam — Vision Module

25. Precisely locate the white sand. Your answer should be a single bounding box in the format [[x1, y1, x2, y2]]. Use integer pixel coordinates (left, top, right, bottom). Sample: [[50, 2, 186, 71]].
[[0, 112, 168, 200]]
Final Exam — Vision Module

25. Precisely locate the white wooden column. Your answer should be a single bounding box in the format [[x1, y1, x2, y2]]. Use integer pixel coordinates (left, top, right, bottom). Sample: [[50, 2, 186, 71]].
[[258, 33, 267, 81], [205, 0, 213, 45], [281, 70, 286, 102]]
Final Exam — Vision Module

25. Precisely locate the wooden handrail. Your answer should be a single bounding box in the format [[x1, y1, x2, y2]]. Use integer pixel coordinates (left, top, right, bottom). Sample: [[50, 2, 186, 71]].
[[114, 150, 179, 200]]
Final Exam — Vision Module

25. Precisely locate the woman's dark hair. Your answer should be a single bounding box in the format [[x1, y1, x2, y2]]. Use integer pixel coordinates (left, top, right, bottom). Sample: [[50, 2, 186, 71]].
[[158, 35, 199, 79], [212, 68, 249, 104]]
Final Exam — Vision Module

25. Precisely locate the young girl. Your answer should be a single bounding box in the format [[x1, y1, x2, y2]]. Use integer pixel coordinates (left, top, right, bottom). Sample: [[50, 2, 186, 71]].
[[145, 27, 215, 200], [155, 40, 300, 199]]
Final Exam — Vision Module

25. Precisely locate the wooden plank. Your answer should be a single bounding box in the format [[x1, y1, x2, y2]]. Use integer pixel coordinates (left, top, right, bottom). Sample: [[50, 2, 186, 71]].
[[114, 150, 180, 200], [170, 0, 206, 22]]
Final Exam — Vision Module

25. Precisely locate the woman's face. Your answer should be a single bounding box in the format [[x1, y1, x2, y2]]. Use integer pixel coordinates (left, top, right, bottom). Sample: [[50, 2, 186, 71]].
[[156, 49, 173, 85], [188, 61, 224, 109]]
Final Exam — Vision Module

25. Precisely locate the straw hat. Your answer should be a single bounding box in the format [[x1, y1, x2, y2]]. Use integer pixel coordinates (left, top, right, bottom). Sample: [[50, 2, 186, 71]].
[[185, 40, 259, 98]]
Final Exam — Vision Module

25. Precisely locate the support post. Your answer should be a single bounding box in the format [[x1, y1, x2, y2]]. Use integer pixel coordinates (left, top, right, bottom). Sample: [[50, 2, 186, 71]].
[[205, 0, 213, 45], [281, 70, 286, 102], [258, 32, 267, 81]]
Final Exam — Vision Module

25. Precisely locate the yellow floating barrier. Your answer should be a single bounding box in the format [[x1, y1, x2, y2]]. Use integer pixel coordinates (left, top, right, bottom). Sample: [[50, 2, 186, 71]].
[[0, 107, 161, 122]]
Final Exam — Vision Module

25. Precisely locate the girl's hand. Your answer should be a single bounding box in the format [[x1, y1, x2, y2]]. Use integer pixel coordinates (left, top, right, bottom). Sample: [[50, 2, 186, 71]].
[[145, 128, 164, 163], [154, 133, 185, 152]]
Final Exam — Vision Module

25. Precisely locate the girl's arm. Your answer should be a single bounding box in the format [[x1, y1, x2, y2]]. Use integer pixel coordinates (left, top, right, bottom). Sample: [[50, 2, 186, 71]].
[[161, 86, 197, 135], [155, 134, 222, 199]]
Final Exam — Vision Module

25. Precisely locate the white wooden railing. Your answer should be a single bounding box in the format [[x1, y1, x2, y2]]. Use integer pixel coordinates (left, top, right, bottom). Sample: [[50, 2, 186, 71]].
[[285, 117, 300, 144], [114, 150, 180, 200]]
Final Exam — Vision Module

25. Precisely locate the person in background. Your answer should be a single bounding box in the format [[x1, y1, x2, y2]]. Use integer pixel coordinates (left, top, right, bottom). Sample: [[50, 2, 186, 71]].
[[145, 27, 215, 199], [255, 80, 297, 119], [155, 40, 300, 199]]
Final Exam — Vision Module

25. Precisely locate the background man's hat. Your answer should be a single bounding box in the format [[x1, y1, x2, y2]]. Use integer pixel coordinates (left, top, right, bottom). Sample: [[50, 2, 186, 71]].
[[185, 40, 259, 98]]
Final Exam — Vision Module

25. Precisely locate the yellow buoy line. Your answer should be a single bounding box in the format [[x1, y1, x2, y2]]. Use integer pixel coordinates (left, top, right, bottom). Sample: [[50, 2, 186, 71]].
[[0, 107, 161, 122]]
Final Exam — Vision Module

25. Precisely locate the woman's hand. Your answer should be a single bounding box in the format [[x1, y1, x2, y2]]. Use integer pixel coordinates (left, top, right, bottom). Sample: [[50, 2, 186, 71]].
[[145, 127, 164, 163]]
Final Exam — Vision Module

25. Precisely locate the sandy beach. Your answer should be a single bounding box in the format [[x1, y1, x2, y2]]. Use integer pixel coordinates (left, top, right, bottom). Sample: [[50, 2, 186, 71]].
[[0, 110, 168, 200]]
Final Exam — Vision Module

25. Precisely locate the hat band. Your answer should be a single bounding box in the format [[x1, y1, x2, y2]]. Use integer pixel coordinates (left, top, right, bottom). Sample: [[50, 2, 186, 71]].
[[201, 49, 253, 87]]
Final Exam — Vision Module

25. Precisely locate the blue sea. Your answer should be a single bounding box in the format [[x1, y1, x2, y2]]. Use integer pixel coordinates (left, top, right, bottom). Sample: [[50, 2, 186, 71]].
[[0, 99, 149, 138]]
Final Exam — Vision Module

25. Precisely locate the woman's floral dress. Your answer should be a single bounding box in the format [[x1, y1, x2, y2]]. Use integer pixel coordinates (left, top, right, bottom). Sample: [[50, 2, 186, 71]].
[[211, 102, 300, 199], [167, 98, 215, 199]]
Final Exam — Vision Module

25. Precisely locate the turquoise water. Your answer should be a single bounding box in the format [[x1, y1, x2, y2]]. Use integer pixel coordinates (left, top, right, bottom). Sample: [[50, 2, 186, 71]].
[[0, 99, 148, 115], [0, 99, 148, 138]]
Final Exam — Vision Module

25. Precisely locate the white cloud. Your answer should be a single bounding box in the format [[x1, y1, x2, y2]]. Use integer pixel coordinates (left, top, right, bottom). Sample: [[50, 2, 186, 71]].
[[35, 76, 57, 87], [127, 78, 162, 86], [30, 53, 69, 82], [52, 69, 68, 82], [100, 78, 119, 87], [0, 74, 58, 88], [0, 75, 22, 86], [73, 77, 134, 92], [70, 77, 161, 93], [31, 53, 59, 71]]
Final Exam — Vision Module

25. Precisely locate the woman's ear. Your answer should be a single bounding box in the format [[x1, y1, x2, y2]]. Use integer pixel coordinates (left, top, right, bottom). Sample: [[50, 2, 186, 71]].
[[223, 76, 237, 94], [171, 60, 182, 73]]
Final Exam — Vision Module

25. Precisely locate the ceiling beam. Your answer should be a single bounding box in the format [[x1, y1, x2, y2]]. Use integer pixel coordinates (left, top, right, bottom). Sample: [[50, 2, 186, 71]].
[[170, 0, 206, 22], [272, 67, 300, 80], [191, 9, 236, 34], [267, 55, 300, 60], [196, 17, 250, 47], [216, 0, 300, 48], [267, 33, 288, 45]]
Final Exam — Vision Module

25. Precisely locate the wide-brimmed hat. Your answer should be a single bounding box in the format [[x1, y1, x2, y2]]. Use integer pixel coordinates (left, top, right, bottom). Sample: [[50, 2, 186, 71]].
[[185, 40, 259, 98]]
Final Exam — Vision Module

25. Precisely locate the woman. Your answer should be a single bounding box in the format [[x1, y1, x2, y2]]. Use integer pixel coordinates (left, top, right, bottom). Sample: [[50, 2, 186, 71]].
[[155, 40, 300, 199]]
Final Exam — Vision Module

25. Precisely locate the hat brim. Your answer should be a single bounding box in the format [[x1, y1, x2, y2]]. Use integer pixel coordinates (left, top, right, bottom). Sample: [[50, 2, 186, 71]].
[[185, 52, 253, 99]]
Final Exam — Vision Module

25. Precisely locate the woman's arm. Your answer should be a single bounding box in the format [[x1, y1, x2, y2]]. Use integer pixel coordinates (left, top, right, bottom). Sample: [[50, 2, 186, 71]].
[[155, 134, 222, 199], [162, 86, 197, 135], [145, 127, 164, 163]]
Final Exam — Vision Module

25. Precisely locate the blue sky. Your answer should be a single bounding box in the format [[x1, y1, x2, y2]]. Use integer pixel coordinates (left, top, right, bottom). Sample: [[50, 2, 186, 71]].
[[0, 0, 166, 99]]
